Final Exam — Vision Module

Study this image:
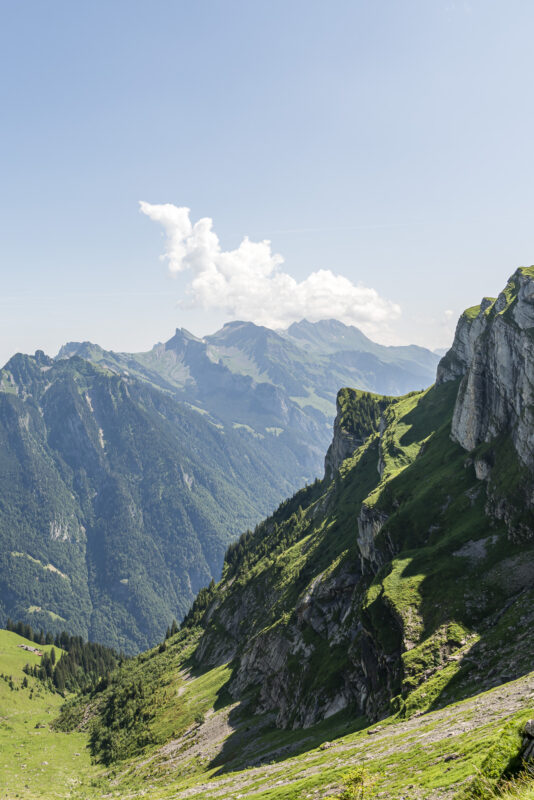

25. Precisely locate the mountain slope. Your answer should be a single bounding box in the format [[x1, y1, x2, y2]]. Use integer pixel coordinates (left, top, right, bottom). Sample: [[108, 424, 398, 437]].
[[0, 628, 107, 799], [70, 268, 534, 799], [2, 625, 533, 800], [0, 353, 301, 653]]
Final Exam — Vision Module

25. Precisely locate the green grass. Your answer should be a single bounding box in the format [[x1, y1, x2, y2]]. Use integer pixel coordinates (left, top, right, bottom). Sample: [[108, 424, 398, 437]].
[[0, 629, 105, 800], [82, 670, 534, 800], [2, 629, 534, 800]]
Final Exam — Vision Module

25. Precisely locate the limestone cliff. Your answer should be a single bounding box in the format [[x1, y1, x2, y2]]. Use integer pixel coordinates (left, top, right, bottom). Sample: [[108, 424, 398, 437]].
[[438, 266, 534, 537]]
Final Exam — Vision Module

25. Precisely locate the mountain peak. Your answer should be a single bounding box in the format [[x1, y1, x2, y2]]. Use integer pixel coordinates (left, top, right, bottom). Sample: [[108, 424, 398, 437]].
[[57, 341, 105, 360], [164, 328, 203, 353], [284, 318, 374, 353]]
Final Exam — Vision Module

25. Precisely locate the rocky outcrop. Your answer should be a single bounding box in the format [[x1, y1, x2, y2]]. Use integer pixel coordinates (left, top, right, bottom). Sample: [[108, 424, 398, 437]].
[[226, 563, 392, 728], [440, 270, 534, 468], [324, 399, 365, 480], [357, 504, 389, 570], [436, 297, 495, 386], [523, 719, 534, 762], [436, 268, 534, 537]]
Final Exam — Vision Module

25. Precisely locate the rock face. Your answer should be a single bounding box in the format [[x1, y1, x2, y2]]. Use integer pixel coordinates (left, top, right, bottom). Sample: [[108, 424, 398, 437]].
[[437, 268, 534, 539], [436, 297, 495, 385], [324, 398, 367, 481], [357, 504, 389, 570], [523, 719, 534, 762], [439, 268, 534, 469]]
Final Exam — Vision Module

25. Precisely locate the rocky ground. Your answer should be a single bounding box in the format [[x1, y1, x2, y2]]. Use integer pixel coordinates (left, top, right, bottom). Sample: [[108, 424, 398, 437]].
[[117, 671, 534, 800]]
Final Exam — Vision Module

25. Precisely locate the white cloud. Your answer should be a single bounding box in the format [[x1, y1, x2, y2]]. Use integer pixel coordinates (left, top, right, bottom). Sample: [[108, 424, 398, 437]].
[[139, 202, 401, 332]]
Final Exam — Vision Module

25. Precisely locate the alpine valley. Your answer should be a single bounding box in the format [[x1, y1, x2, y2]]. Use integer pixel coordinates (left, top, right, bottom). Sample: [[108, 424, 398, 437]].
[[0, 319, 437, 652], [1, 270, 534, 800]]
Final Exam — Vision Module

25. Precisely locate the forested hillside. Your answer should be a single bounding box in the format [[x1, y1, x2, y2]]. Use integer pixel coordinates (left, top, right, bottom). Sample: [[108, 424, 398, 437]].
[[0, 353, 301, 652]]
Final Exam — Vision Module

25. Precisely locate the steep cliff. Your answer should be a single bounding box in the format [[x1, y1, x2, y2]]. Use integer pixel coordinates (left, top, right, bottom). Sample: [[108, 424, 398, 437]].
[[439, 266, 534, 539]]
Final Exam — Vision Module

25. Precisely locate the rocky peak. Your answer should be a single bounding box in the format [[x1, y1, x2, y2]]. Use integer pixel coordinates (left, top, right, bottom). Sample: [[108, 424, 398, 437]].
[[436, 297, 496, 386], [441, 267, 534, 468], [324, 388, 394, 481], [324, 397, 365, 480]]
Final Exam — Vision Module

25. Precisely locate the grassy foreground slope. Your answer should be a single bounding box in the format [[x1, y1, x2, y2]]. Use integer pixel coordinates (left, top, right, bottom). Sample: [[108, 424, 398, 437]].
[[0, 629, 108, 800], [50, 634, 534, 800], [5, 625, 534, 799]]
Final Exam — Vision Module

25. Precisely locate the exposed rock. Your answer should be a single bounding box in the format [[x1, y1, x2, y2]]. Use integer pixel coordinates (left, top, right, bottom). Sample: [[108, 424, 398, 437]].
[[226, 563, 369, 728], [450, 271, 534, 467], [523, 719, 534, 761], [324, 402, 364, 480], [357, 504, 390, 571], [436, 269, 534, 538], [436, 297, 495, 385], [453, 536, 497, 561], [474, 458, 492, 481]]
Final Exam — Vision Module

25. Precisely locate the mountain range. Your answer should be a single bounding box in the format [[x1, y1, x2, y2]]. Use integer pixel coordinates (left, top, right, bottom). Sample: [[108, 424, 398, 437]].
[[47, 266, 534, 799], [58, 318, 439, 479], [0, 319, 438, 652], [1, 270, 534, 799]]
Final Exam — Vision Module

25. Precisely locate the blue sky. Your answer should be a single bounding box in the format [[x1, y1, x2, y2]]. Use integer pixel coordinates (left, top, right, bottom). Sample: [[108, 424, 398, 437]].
[[1, 0, 534, 365]]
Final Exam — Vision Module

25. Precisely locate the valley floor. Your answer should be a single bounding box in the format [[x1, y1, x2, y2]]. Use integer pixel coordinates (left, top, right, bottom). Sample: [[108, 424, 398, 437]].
[[0, 630, 106, 800]]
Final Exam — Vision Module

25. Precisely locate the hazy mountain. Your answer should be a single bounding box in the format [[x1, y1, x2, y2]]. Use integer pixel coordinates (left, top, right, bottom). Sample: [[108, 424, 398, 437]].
[[0, 353, 299, 652], [59, 318, 439, 479]]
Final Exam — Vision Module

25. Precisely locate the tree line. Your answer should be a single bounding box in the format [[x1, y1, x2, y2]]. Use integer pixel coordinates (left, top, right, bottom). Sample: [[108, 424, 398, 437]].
[[5, 618, 123, 695]]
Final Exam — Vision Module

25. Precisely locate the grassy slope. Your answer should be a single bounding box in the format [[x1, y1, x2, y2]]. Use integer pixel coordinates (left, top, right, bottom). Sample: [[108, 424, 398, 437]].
[[0, 629, 108, 800], [50, 633, 534, 800], [47, 377, 533, 797]]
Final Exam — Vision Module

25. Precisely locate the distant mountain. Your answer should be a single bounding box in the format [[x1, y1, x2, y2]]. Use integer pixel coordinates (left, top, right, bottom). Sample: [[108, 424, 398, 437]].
[[59, 318, 439, 479], [0, 320, 438, 652], [0, 352, 299, 653]]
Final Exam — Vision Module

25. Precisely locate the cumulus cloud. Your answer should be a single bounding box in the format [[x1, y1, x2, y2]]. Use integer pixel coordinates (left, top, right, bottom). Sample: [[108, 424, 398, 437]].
[[139, 202, 401, 332]]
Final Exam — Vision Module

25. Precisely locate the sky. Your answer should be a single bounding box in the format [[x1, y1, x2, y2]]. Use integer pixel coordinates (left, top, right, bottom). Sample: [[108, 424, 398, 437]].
[[1, 0, 534, 366]]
